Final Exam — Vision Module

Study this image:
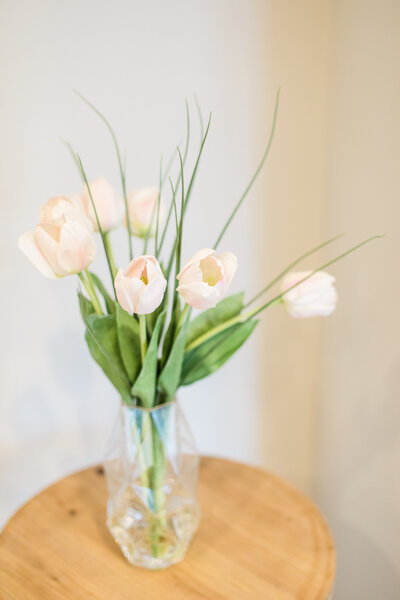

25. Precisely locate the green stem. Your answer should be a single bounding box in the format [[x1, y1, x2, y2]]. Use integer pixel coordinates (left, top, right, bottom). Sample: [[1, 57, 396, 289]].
[[78, 272, 102, 315], [149, 420, 167, 557], [104, 232, 117, 277], [185, 301, 279, 352], [139, 315, 148, 363]]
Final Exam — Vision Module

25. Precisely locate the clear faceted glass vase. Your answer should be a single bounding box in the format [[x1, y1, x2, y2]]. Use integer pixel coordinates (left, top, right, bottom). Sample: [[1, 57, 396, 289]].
[[104, 398, 200, 569]]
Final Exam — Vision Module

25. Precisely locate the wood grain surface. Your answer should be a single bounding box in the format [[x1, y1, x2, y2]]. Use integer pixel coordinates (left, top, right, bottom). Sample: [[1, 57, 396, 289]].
[[0, 458, 335, 599]]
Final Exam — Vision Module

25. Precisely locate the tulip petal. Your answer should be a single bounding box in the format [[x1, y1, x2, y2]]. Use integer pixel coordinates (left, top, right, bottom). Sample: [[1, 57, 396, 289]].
[[218, 252, 238, 289], [177, 263, 204, 287], [127, 188, 166, 238], [177, 281, 220, 309], [18, 230, 57, 278], [115, 269, 135, 314], [126, 277, 147, 314], [125, 256, 148, 279], [34, 225, 68, 277], [137, 275, 167, 314], [177, 248, 215, 280], [39, 195, 92, 231], [57, 221, 97, 273], [82, 178, 123, 232]]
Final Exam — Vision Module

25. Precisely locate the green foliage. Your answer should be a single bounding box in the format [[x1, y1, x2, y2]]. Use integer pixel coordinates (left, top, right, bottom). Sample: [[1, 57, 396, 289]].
[[181, 319, 259, 386], [131, 311, 166, 408], [115, 303, 141, 383], [84, 314, 132, 404], [186, 293, 244, 347], [161, 301, 180, 367], [158, 315, 189, 401], [78, 292, 94, 321], [67, 96, 383, 411]]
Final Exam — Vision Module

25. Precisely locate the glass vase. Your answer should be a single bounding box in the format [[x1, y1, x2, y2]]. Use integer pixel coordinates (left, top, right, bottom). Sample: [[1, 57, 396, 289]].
[[104, 399, 200, 570]]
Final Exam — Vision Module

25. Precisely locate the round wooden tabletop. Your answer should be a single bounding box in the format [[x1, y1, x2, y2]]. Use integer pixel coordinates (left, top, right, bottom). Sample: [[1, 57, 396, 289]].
[[0, 457, 335, 599]]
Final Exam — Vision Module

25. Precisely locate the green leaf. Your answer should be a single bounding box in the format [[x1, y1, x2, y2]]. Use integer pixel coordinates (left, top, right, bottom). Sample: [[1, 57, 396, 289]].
[[84, 314, 132, 404], [181, 320, 258, 386], [131, 311, 166, 408], [160, 301, 180, 367], [90, 272, 115, 314], [115, 303, 141, 384], [158, 315, 189, 401], [78, 291, 94, 321], [186, 292, 244, 347]]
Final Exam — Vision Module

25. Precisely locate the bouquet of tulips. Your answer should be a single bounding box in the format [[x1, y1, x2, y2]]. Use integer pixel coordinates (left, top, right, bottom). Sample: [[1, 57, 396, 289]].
[[18, 91, 380, 409], [18, 91, 381, 566]]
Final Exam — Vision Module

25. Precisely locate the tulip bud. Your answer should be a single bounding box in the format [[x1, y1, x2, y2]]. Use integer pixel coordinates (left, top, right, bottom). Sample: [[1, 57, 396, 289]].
[[115, 255, 167, 315], [126, 187, 165, 238], [81, 178, 123, 232], [177, 248, 237, 310], [281, 271, 338, 318], [19, 221, 97, 278]]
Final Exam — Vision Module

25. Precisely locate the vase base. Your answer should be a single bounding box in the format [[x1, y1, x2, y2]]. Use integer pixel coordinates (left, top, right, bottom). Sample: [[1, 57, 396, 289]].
[[106, 488, 200, 570]]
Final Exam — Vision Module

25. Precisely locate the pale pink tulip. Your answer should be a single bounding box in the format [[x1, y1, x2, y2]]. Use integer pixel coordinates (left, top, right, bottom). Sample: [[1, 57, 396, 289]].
[[281, 271, 337, 318], [81, 178, 123, 232], [115, 255, 167, 315], [39, 195, 93, 230], [177, 248, 237, 309], [126, 187, 165, 238], [19, 221, 97, 278]]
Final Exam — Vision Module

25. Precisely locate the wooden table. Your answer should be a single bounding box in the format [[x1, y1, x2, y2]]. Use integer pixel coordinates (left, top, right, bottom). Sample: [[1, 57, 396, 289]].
[[0, 457, 335, 599]]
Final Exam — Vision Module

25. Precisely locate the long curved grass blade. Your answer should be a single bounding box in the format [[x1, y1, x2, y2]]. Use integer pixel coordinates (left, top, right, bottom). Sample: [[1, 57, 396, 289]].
[[194, 93, 204, 141], [76, 153, 116, 296], [161, 144, 181, 187], [144, 155, 163, 255], [169, 178, 179, 236], [164, 113, 212, 280], [74, 90, 133, 260], [214, 89, 280, 249], [60, 138, 82, 171], [157, 101, 191, 256], [244, 233, 346, 307], [183, 112, 211, 217], [155, 155, 163, 254], [176, 148, 185, 276]]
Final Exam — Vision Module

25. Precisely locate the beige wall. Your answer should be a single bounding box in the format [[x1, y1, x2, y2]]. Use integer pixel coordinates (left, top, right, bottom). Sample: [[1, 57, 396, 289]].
[[0, 1, 399, 597], [316, 1, 400, 597], [258, 0, 334, 492]]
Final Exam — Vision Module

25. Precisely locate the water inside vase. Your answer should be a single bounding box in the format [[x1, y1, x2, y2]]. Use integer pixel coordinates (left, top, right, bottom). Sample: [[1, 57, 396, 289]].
[[107, 479, 200, 569]]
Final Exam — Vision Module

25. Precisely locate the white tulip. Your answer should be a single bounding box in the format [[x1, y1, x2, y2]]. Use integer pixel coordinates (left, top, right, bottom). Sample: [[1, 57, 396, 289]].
[[281, 271, 338, 318]]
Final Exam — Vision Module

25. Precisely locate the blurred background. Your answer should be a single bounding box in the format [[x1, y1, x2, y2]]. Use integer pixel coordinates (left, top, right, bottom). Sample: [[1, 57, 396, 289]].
[[0, 0, 399, 597]]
